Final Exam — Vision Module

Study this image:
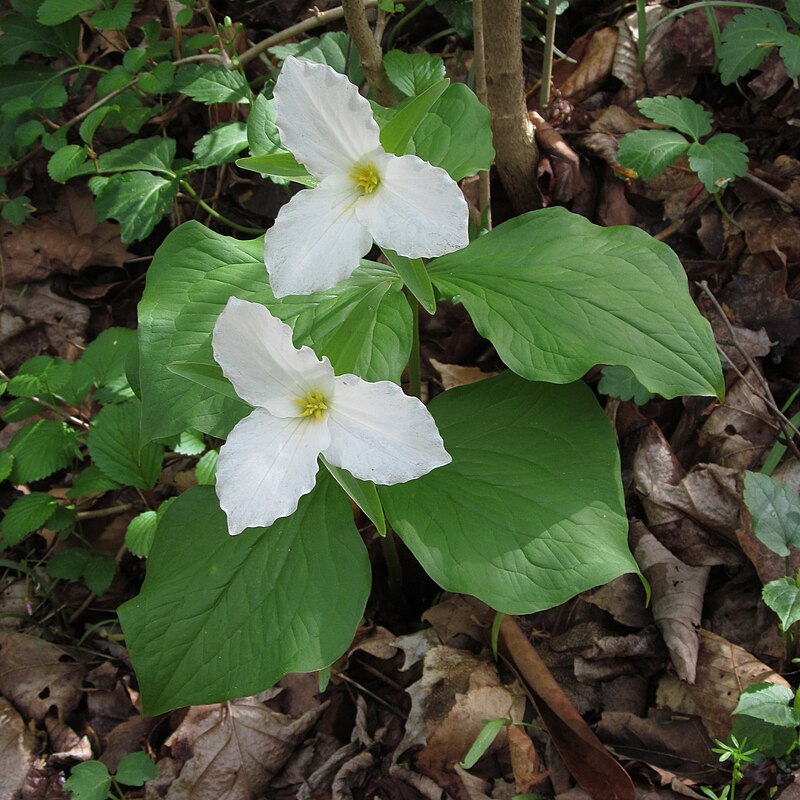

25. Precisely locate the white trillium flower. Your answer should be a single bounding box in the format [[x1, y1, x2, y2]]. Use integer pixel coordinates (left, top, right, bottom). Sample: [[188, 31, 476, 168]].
[[263, 56, 470, 298], [212, 297, 452, 535]]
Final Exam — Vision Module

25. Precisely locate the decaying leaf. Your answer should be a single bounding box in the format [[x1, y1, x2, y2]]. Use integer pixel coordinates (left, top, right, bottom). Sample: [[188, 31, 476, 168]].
[[0, 697, 38, 797], [631, 521, 709, 683], [429, 358, 496, 391], [162, 697, 325, 800], [0, 632, 85, 722], [583, 573, 652, 629], [656, 629, 790, 740], [557, 27, 618, 103]]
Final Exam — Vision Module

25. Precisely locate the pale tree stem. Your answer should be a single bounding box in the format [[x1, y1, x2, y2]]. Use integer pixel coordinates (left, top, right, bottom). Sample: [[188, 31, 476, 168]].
[[472, 0, 492, 229], [482, 0, 540, 213], [342, 0, 397, 106], [539, 0, 559, 111]]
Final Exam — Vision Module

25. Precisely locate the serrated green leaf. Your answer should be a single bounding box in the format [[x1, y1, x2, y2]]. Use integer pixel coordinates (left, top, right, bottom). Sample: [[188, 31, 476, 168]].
[[734, 682, 800, 728], [428, 208, 724, 400], [1, 493, 58, 546], [192, 122, 248, 168], [78, 106, 113, 144], [67, 465, 120, 498], [48, 144, 88, 183], [80, 326, 137, 389], [87, 400, 163, 489], [0, 452, 13, 482], [0, 64, 66, 121], [138, 223, 411, 442], [91, 171, 179, 242], [381, 373, 639, 614], [174, 429, 205, 456], [763, 577, 800, 632], [174, 64, 250, 104], [598, 365, 655, 405], [718, 8, 787, 84], [246, 93, 282, 157], [687, 134, 749, 193], [114, 751, 158, 786], [6, 420, 79, 483], [91, 0, 134, 29], [138, 61, 175, 94], [460, 718, 510, 769], [1, 398, 40, 423], [8, 355, 85, 405], [83, 555, 116, 594], [0, 13, 80, 66], [125, 510, 158, 557], [96, 64, 135, 97], [776, 30, 800, 79], [616, 129, 690, 180], [14, 120, 44, 148], [1, 195, 31, 226], [236, 152, 316, 186], [47, 547, 92, 580], [37, 0, 96, 26], [122, 47, 148, 74], [195, 449, 218, 485], [63, 760, 111, 800], [269, 31, 364, 84], [384, 50, 446, 97], [788, 0, 800, 25], [47, 503, 76, 532], [636, 96, 712, 141], [90, 137, 176, 175], [118, 479, 370, 714], [743, 471, 800, 557]]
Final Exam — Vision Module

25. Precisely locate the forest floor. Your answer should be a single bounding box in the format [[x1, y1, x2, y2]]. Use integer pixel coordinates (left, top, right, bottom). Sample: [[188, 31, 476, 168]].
[[2, 1, 800, 798]]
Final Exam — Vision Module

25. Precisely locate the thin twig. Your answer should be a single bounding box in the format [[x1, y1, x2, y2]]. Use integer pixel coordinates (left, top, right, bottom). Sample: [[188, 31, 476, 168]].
[[539, 0, 559, 111], [742, 172, 800, 212], [472, 0, 492, 229], [0, 369, 89, 430], [342, 0, 396, 106], [76, 503, 134, 521], [335, 671, 408, 719], [697, 281, 800, 461], [238, 1, 381, 67]]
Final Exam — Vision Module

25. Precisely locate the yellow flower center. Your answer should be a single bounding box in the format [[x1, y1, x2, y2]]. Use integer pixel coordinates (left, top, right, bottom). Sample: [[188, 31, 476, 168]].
[[295, 389, 328, 421], [350, 163, 380, 195]]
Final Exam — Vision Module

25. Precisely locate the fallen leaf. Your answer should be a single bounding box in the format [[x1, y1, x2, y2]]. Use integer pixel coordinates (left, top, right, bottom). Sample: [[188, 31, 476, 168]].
[[583, 573, 652, 629], [631, 521, 709, 683], [163, 697, 325, 800], [508, 724, 549, 793], [656, 629, 790, 740], [0, 696, 37, 797], [0, 632, 85, 722], [429, 358, 496, 391], [558, 27, 618, 103]]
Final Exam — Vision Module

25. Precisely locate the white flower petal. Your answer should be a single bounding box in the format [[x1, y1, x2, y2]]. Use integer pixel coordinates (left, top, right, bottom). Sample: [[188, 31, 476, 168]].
[[323, 374, 451, 484], [355, 153, 469, 258], [274, 56, 381, 179], [264, 175, 373, 297], [216, 408, 331, 534], [213, 297, 334, 417]]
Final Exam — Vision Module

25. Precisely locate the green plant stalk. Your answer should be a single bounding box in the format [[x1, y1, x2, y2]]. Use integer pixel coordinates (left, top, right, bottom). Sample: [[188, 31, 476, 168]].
[[713, 192, 742, 230], [407, 292, 421, 400], [636, 0, 648, 71], [539, 0, 559, 110], [387, 0, 426, 49], [179, 180, 262, 235], [705, 5, 722, 69], [650, 1, 787, 34], [379, 529, 405, 610]]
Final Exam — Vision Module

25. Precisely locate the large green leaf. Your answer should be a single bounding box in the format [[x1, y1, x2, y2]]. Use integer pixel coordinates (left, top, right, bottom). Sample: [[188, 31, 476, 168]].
[[383, 50, 446, 97], [636, 96, 712, 142], [138, 222, 411, 442], [408, 83, 494, 181], [743, 471, 800, 557], [687, 134, 749, 194], [718, 8, 786, 85], [428, 208, 723, 399], [174, 64, 250, 104], [5, 420, 79, 483], [381, 373, 638, 614], [118, 478, 370, 714]]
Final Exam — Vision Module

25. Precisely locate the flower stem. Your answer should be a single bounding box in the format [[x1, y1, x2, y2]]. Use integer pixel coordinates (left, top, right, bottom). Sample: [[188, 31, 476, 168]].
[[380, 529, 405, 610], [407, 292, 421, 400], [179, 180, 262, 235]]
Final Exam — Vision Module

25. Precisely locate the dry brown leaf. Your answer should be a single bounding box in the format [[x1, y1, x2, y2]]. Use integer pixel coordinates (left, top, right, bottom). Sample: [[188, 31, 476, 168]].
[[631, 521, 709, 683], [508, 724, 549, 793], [0, 579, 29, 631], [558, 27, 618, 102], [45, 716, 92, 764], [429, 358, 496, 391], [422, 594, 493, 646], [0, 632, 85, 722], [583, 573, 652, 629], [163, 697, 325, 800], [0, 696, 37, 797], [700, 371, 775, 470], [656, 629, 789, 740]]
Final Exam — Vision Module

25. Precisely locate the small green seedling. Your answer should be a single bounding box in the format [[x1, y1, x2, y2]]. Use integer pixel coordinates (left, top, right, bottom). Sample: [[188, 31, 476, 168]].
[[616, 96, 748, 194], [460, 717, 542, 770], [598, 365, 655, 406], [699, 735, 758, 800], [64, 752, 158, 800]]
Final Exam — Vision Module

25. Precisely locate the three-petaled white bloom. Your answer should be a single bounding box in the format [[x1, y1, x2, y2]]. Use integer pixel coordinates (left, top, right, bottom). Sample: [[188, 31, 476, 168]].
[[264, 56, 470, 298], [213, 297, 451, 534]]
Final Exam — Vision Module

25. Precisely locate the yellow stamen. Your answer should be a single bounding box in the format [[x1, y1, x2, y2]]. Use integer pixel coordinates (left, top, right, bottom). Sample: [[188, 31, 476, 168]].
[[350, 163, 380, 195], [295, 390, 328, 421]]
